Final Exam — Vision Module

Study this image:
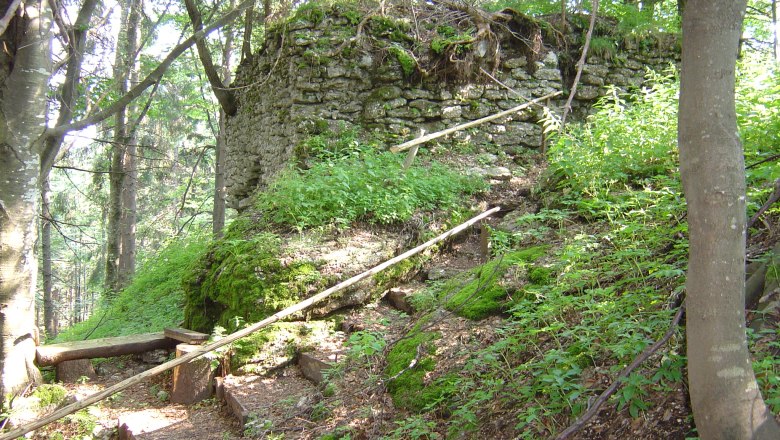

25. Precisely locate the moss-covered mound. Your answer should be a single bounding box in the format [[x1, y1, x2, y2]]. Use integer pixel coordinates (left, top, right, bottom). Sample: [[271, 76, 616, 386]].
[[441, 245, 548, 320], [385, 330, 440, 411], [183, 220, 329, 333]]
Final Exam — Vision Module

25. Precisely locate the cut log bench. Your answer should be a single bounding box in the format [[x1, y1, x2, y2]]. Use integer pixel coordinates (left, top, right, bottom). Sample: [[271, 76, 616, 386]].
[[36, 328, 213, 403]]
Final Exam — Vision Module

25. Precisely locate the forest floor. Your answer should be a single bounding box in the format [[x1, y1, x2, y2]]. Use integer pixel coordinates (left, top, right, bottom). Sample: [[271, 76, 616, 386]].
[[22, 152, 713, 440]]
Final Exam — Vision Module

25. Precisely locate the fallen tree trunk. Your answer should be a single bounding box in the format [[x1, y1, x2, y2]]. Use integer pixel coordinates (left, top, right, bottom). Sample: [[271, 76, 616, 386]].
[[0, 206, 500, 440], [35, 333, 176, 367], [389, 91, 562, 153]]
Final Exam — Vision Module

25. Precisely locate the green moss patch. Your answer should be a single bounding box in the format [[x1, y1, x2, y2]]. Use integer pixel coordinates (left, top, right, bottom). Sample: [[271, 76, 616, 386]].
[[183, 230, 327, 332], [385, 331, 439, 411], [442, 246, 549, 320]]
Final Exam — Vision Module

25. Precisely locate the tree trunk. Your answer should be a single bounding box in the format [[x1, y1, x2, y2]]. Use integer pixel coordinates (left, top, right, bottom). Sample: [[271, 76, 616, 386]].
[[73, 262, 81, 324], [119, 136, 137, 286], [0, 0, 49, 401], [679, 1, 780, 438], [214, 10, 235, 239], [106, 140, 124, 294], [773, 0, 778, 61], [41, 175, 56, 339], [107, 0, 142, 293]]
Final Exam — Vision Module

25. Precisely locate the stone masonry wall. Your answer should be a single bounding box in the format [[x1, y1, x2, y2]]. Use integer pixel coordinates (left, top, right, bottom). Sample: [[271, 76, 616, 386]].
[[224, 10, 679, 209]]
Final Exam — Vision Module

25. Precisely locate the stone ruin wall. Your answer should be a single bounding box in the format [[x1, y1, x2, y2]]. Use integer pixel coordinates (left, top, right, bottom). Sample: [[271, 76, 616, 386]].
[[224, 11, 679, 209]]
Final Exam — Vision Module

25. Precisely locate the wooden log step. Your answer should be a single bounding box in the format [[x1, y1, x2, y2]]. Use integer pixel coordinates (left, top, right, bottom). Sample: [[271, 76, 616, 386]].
[[163, 327, 209, 345], [219, 372, 317, 430], [36, 333, 176, 367], [170, 343, 214, 404], [298, 352, 339, 384]]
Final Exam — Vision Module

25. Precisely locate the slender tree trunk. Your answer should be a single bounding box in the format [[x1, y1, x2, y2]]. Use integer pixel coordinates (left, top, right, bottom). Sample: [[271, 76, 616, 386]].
[[119, 136, 137, 286], [73, 262, 81, 324], [214, 8, 235, 238], [679, 1, 780, 438], [41, 175, 56, 339], [106, 144, 124, 294], [52, 288, 60, 336], [773, 0, 778, 61], [107, 0, 141, 293], [241, 4, 254, 62], [0, 0, 49, 401]]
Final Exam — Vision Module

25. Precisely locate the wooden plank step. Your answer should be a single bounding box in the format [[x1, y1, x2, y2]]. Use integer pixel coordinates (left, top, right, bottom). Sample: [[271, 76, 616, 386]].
[[163, 327, 209, 345], [35, 333, 176, 367]]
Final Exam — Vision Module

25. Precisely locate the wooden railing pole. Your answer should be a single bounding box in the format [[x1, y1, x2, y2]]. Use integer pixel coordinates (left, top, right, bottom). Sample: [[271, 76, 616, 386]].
[[389, 91, 562, 153], [1, 206, 500, 440]]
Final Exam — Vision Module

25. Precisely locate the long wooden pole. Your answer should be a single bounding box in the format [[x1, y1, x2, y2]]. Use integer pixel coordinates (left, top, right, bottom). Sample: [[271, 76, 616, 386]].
[[389, 91, 561, 153], [1, 207, 500, 440]]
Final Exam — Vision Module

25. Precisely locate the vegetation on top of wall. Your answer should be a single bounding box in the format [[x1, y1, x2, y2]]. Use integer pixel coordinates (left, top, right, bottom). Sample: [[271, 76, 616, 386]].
[[257, 130, 487, 230]]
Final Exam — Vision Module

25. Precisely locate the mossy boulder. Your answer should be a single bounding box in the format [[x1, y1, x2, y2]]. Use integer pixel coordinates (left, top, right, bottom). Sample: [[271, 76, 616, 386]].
[[441, 246, 549, 320], [183, 225, 328, 332], [183, 215, 406, 333], [385, 331, 440, 411]]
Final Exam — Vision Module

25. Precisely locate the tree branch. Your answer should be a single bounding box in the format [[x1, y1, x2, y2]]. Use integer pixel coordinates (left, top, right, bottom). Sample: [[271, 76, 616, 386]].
[[748, 178, 780, 230], [183, 0, 237, 115], [561, 0, 599, 128], [44, 0, 252, 139], [0, 0, 23, 37], [40, 0, 104, 179]]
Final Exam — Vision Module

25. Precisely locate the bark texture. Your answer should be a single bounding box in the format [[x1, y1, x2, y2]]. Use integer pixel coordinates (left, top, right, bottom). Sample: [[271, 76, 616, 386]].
[[0, 0, 49, 400], [679, 1, 780, 437]]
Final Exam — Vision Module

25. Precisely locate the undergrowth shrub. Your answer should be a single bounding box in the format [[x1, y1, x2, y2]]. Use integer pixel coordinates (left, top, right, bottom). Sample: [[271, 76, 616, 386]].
[[55, 237, 209, 342], [546, 69, 679, 198], [257, 139, 486, 229], [423, 62, 779, 437]]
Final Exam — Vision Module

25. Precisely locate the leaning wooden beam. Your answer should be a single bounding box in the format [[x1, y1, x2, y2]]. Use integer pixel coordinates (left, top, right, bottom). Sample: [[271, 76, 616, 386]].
[[1, 206, 501, 440], [35, 333, 176, 367], [389, 91, 562, 153]]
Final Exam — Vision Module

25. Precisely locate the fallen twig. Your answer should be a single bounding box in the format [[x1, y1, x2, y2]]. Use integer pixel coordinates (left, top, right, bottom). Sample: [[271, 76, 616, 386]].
[[748, 178, 780, 230], [553, 302, 685, 440]]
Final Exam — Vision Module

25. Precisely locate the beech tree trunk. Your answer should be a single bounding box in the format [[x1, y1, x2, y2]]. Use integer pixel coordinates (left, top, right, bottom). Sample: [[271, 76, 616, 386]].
[[679, 1, 780, 438], [0, 0, 49, 401]]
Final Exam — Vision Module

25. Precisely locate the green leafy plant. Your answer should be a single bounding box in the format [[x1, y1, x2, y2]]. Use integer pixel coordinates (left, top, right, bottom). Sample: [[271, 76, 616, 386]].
[[389, 415, 440, 439], [257, 141, 486, 230]]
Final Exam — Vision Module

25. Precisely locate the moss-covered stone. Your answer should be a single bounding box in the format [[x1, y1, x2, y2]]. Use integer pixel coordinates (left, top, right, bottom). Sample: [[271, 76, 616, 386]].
[[442, 246, 549, 320], [385, 331, 439, 411], [230, 321, 335, 373], [183, 227, 327, 333], [529, 266, 554, 285]]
